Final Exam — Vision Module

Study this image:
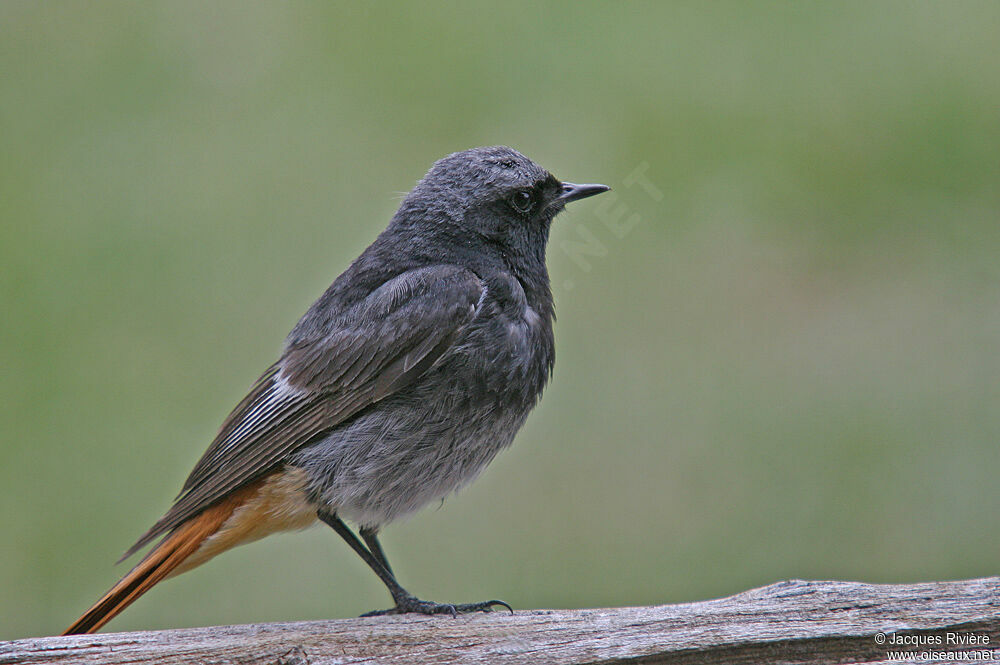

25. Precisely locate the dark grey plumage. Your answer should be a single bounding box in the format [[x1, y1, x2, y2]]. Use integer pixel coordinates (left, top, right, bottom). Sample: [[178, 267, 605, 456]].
[[117, 146, 607, 616], [288, 148, 566, 527]]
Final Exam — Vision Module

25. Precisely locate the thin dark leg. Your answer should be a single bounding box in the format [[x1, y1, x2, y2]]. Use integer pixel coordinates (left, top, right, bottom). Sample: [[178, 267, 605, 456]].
[[359, 527, 393, 578], [317, 510, 407, 599], [317, 510, 512, 617]]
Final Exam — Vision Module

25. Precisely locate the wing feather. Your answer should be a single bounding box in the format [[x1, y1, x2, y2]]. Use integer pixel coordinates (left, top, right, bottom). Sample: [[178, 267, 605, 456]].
[[122, 265, 483, 560]]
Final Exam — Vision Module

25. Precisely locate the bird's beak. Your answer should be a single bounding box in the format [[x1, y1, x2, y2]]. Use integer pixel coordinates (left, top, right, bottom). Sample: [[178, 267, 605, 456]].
[[557, 182, 611, 204]]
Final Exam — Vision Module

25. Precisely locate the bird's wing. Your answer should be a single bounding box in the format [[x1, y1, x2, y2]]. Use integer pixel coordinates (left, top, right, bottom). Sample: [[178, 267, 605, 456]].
[[122, 265, 484, 560]]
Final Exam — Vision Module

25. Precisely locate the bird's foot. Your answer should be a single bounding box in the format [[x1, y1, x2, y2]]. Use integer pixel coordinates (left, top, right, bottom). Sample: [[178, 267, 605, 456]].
[[362, 594, 512, 617]]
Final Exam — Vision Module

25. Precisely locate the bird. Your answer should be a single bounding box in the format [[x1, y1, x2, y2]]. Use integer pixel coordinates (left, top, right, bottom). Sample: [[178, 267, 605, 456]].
[[63, 146, 609, 634]]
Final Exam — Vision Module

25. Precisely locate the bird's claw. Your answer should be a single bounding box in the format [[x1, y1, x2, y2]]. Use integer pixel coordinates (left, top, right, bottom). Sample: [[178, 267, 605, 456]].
[[361, 596, 513, 617]]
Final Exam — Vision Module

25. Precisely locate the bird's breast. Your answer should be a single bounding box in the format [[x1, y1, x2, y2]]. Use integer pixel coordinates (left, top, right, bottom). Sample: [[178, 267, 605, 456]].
[[452, 273, 554, 400]]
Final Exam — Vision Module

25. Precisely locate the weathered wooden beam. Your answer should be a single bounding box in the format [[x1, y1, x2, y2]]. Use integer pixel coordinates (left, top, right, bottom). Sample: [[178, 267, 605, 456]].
[[3, 577, 998, 664]]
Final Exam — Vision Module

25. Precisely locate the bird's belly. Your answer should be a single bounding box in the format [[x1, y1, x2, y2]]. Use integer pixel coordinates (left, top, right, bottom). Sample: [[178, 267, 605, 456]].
[[290, 388, 531, 528]]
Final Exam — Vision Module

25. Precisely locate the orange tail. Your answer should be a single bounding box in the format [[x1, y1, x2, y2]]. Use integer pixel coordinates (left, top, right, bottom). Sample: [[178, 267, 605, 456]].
[[62, 482, 262, 635], [63, 468, 316, 635]]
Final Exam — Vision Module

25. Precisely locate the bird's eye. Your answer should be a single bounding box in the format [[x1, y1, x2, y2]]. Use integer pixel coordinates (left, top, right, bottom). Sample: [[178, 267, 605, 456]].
[[509, 189, 533, 213]]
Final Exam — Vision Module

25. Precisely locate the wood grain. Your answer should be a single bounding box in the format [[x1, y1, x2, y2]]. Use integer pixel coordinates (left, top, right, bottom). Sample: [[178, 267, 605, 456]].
[[4, 577, 998, 664]]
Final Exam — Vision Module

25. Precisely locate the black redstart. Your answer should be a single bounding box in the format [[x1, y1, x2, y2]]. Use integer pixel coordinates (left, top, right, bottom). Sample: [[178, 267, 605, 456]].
[[64, 146, 608, 633]]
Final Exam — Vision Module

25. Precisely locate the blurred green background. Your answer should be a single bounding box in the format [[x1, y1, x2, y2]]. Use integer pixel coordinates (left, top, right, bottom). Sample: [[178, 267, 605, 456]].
[[2, 1, 998, 640]]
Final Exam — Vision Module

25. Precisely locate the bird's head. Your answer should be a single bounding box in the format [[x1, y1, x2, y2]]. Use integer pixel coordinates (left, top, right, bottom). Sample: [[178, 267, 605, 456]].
[[395, 146, 608, 273]]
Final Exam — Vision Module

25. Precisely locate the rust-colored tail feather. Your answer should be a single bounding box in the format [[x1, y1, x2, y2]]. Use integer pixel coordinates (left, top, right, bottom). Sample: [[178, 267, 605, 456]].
[[62, 483, 258, 635]]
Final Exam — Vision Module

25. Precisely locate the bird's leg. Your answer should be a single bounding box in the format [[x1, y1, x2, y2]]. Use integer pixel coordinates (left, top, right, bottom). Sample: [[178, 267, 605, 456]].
[[317, 511, 408, 600], [359, 526, 394, 578], [317, 510, 512, 617]]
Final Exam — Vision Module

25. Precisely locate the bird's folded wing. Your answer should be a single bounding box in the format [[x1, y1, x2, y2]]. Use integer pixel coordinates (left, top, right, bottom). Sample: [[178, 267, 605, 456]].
[[121, 265, 484, 560]]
